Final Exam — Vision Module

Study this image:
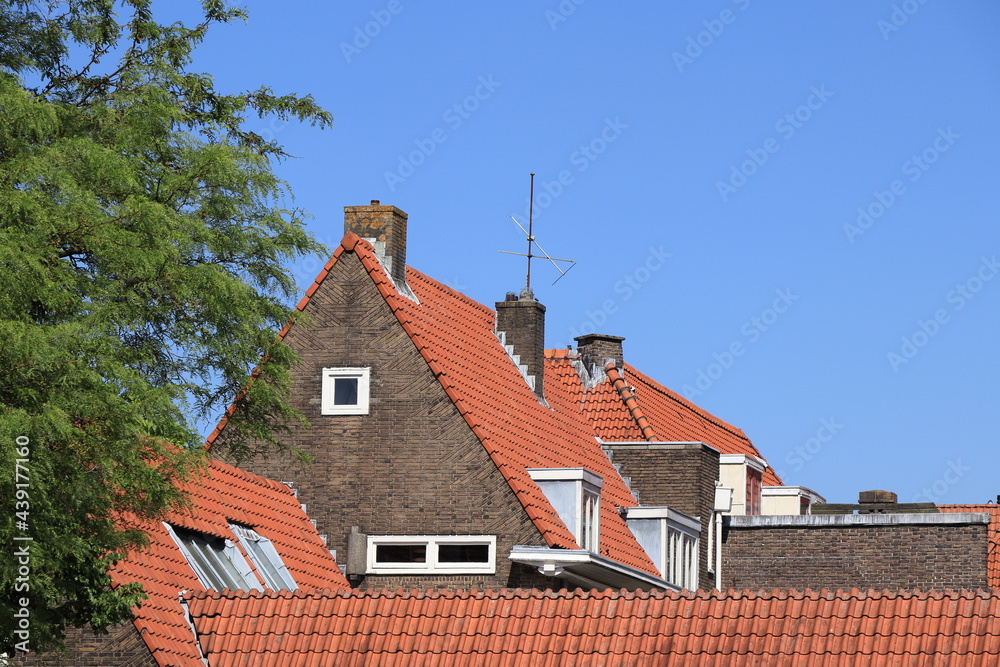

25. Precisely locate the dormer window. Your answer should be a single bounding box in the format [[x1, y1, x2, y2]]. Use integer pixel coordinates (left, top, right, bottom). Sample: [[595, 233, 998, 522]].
[[624, 507, 700, 590], [528, 468, 603, 552], [321, 367, 370, 415], [718, 454, 767, 516]]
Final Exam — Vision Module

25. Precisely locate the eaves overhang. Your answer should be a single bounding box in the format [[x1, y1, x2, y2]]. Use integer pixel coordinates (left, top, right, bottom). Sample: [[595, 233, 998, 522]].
[[509, 546, 676, 591]]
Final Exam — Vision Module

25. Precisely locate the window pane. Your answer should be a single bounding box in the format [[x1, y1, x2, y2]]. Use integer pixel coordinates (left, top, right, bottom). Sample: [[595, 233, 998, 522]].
[[376, 544, 426, 563], [438, 544, 489, 563], [175, 528, 247, 590], [333, 378, 359, 405], [246, 540, 286, 589]]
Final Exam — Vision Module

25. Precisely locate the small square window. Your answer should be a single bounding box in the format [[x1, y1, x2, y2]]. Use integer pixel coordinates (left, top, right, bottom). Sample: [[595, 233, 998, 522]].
[[321, 367, 370, 415], [333, 378, 359, 406]]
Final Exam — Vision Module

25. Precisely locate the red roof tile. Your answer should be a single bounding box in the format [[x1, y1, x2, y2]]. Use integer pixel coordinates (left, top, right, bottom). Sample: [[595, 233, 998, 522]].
[[940, 504, 1000, 590], [185, 587, 1000, 665], [544, 351, 782, 486], [111, 458, 348, 667]]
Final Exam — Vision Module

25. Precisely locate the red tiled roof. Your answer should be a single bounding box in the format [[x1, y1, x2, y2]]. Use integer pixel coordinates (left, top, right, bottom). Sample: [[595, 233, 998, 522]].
[[940, 504, 1000, 589], [544, 351, 782, 486], [286, 235, 659, 577], [185, 587, 1000, 665], [111, 458, 348, 667]]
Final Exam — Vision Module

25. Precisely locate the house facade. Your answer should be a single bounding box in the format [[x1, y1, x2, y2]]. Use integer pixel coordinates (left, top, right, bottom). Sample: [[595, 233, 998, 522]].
[[220, 201, 846, 594]]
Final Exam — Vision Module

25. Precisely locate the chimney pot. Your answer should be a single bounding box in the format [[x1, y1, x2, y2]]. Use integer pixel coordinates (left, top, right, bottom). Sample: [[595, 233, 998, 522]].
[[505, 291, 518, 302], [370, 199, 380, 205]]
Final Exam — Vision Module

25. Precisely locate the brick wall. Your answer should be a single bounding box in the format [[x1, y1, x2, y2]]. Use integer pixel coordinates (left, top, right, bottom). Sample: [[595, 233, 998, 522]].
[[722, 514, 990, 591], [239, 248, 547, 590], [15, 623, 155, 667], [605, 442, 719, 590], [575, 334, 625, 371]]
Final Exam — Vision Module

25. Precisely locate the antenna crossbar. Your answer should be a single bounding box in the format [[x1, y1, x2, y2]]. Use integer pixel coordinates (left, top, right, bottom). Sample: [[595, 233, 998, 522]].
[[497, 173, 577, 288]]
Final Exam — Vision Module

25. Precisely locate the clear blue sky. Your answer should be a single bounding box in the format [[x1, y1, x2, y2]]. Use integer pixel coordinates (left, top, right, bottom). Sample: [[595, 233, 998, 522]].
[[172, 1, 999, 506]]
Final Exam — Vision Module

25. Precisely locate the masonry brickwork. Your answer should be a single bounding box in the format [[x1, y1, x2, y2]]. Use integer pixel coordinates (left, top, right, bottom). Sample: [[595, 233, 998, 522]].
[[240, 249, 549, 590], [575, 334, 625, 371], [722, 516, 989, 591], [15, 623, 156, 667], [495, 296, 546, 400], [605, 442, 720, 589]]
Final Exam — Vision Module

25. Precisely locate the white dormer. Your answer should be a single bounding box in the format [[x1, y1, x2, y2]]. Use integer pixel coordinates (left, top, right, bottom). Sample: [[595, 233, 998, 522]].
[[527, 468, 603, 551], [623, 506, 700, 590], [761, 486, 827, 515], [718, 454, 767, 516]]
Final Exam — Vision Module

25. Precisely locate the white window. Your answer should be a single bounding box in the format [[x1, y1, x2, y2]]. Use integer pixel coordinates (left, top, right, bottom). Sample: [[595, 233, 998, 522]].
[[528, 469, 603, 552], [366, 536, 496, 575], [321, 367, 370, 415], [165, 524, 260, 591], [625, 507, 700, 590], [230, 524, 297, 590]]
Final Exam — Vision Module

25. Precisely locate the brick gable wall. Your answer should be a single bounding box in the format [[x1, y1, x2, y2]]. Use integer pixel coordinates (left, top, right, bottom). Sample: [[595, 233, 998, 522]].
[[722, 517, 989, 591], [14, 623, 156, 667], [242, 249, 550, 590]]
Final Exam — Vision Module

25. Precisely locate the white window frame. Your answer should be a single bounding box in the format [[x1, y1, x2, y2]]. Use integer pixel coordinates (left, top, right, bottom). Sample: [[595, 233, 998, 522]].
[[229, 524, 298, 590], [625, 507, 700, 590], [527, 468, 603, 552], [164, 523, 260, 591], [321, 367, 371, 415], [366, 535, 497, 575]]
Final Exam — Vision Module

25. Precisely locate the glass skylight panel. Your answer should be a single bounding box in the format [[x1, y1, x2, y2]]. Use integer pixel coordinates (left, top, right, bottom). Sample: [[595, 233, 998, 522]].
[[230, 524, 298, 590], [167, 524, 259, 591]]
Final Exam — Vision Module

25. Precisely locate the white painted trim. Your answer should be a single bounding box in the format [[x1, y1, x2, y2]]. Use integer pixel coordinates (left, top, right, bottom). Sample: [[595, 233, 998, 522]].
[[366, 535, 496, 575], [719, 453, 767, 472], [526, 467, 603, 489], [508, 546, 674, 590], [321, 367, 370, 415], [623, 506, 701, 533]]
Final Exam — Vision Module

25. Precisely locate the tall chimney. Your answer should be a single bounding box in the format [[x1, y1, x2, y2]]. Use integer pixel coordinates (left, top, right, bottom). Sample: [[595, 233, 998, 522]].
[[496, 293, 546, 400], [575, 333, 625, 373], [343, 201, 408, 286]]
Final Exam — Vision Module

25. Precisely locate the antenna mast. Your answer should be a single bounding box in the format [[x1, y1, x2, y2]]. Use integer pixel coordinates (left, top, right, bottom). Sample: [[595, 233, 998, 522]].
[[525, 173, 535, 295], [498, 172, 576, 294]]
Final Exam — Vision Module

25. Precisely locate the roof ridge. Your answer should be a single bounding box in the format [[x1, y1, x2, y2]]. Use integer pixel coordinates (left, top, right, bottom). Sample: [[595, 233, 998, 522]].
[[622, 362, 752, 443], [605, 363, 657, 442]]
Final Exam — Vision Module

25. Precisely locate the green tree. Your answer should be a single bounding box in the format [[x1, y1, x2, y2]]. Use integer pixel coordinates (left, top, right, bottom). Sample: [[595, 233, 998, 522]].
[[0, 0, 331, 655]]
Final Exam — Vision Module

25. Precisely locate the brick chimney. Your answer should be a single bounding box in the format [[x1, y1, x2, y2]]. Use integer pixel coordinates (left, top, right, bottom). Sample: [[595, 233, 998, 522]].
[[344, 201, 408, 286], [575, 333, 625, 372], [495, 292, 546, 400]]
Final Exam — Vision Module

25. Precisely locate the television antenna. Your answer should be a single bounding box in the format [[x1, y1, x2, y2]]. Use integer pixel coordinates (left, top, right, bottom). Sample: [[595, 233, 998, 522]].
[[498, 173, 576, 295]]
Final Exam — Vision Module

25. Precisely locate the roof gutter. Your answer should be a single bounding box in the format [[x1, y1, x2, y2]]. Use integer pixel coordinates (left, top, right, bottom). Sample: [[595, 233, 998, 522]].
[[509, 546, 676, 591]]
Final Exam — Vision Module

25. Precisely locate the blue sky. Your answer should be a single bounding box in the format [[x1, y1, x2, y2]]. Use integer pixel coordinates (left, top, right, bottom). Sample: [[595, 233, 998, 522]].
[[172, 1, 999, 506]]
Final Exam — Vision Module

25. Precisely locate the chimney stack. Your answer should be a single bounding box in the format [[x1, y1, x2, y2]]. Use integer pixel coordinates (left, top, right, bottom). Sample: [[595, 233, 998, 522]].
[[575, 333, 625, 373], [495, 293, 546, 400], [344, 201, 408, 286]]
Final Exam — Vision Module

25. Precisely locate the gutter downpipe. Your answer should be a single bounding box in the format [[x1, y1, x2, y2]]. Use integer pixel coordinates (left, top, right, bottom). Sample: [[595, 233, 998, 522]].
[[715, 511, 722, 591]]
